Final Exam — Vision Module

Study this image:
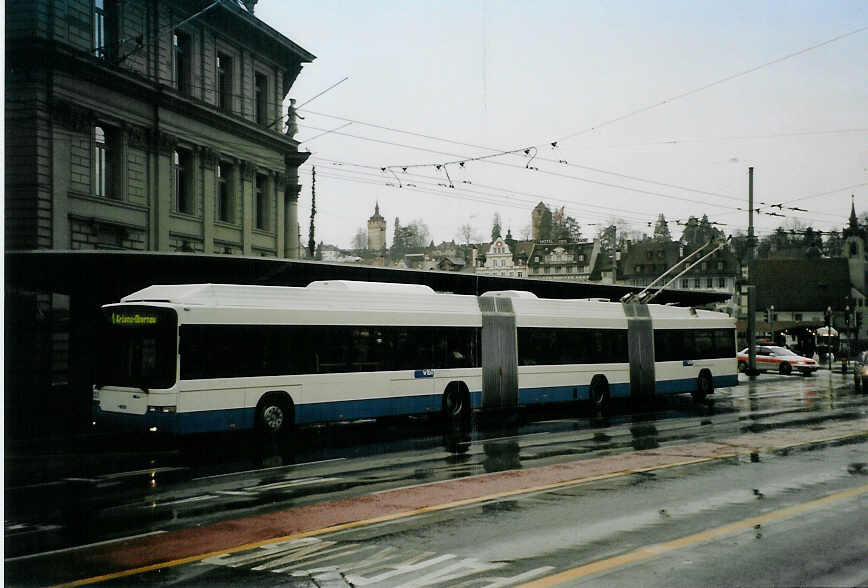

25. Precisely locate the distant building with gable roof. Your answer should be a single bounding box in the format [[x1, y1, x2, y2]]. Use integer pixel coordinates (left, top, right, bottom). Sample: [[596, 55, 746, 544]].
[[477, 236, 527, 277]]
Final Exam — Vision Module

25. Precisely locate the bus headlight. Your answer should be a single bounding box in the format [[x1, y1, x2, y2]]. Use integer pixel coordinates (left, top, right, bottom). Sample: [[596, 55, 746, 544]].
[[147, 406, 177, 413]]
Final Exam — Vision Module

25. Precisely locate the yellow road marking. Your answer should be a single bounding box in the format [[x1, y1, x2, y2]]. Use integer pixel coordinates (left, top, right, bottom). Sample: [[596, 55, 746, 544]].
[[519, 483, 868, 588], [53, 430, 866, 587]]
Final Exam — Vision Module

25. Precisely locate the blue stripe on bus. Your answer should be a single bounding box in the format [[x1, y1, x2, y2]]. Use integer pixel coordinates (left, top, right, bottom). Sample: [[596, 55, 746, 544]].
[[296, 395, 443, 423], [96, 374, 739, 434]]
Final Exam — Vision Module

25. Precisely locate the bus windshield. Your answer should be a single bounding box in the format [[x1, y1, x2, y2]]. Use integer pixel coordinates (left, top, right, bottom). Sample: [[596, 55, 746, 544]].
[[96, 306, 178, 389]]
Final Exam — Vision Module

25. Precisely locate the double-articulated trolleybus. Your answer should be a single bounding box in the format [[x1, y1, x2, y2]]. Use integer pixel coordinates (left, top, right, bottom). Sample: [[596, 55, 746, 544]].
[[93, 281, 737, 435]]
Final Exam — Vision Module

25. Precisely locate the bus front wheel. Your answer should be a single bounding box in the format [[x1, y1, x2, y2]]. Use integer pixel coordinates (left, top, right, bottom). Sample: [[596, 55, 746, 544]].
[[256, 394, 293, 437]]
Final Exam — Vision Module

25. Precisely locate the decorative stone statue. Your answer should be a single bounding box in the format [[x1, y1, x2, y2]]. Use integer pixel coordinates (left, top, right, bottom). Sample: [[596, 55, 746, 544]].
[[286, 98, 303, 138]]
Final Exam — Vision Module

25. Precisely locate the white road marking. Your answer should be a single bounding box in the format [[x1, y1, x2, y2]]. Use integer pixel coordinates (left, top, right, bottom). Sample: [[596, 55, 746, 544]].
[[4, 530, 167, 562], [144, 494, 216, 507], [192, 458, 347, 482], [101, 466, 187, 480], [244, 477, 342, 492]]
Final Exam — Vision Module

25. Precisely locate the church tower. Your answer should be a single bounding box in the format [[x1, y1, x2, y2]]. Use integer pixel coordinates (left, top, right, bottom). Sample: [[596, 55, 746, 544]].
[[843, 196, 865, 294], [367, 202, 387, 251]]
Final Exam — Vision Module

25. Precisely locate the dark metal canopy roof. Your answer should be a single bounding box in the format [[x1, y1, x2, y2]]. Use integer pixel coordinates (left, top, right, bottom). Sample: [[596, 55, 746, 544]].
[[6, 251, 730, 307]]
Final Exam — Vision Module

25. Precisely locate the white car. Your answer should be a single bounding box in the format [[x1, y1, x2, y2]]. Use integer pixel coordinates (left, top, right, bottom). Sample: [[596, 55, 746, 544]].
[[737, 346, 819, 376]]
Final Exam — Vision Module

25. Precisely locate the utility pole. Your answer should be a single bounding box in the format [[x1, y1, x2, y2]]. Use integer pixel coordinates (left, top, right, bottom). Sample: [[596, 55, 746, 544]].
[[308, 166, 316, 258], [747, 167, 757, 378]]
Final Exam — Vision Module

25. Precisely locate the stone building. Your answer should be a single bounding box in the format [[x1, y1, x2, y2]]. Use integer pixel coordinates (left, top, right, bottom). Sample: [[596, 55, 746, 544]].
[[526, 240, 599, 281], [531, 202, 550, 241], [367, 202, 387, 251], [5, 0, 315, 256]]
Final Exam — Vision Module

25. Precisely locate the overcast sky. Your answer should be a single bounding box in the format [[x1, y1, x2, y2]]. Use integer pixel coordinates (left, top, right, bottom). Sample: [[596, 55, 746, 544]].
[[255, 0, 867, 250]]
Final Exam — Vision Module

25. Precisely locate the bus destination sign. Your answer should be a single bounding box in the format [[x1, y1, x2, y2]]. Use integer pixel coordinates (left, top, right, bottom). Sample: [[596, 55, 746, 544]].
[[110, 312, 159, 326]]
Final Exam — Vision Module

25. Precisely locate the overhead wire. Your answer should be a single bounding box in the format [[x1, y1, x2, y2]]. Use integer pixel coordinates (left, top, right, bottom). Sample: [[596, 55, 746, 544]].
[[302, 163, 691, 228], [307, 156, 665, 224], [360, 24, 868, 172], [299, 109, 744, 203], [296, 124, 741, 210], [553, 24, 868, 145]]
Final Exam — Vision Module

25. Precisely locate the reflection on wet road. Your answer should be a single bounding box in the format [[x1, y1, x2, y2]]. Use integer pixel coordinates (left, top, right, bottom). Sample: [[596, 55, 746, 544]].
[[5, 369, 867, 582]]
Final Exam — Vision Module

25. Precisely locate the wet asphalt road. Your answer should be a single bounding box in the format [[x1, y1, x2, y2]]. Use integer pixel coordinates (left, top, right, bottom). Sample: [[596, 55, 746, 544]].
[[5, 369, 867, 586]]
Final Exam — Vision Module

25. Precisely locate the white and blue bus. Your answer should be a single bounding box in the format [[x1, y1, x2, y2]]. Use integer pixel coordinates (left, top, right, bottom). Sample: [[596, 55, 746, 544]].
[[93, 281, 737, 435]]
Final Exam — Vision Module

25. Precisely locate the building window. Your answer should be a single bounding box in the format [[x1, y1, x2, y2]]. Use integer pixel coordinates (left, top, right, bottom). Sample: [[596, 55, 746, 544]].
[[255, 173, 267, 229], [93, 0, 118, 60], [718, 277, 726, 288], [681, 279, 689, 289], [174, 149, 194, 214], [217, 162, 234, 223], [173, 31, 191, 94], [94, 126, 109, 197], [795, 313, 803, 322], [694, 278, 701, 288], [716, 261, 724, 271], [706, 278, 713, 288], [255, 73, 268, 125], [217, 54, 232, 112]]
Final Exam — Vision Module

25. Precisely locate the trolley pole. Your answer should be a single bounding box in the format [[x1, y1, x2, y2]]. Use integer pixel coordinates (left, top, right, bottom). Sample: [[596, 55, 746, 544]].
[[747, 167, 757, 378]]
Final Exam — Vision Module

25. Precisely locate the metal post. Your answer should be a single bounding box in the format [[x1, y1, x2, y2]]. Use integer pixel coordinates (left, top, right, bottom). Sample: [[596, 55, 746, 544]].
[[747, 167, 757, 378], [769, 305, 775, 345], [827, 306, 832, 371]]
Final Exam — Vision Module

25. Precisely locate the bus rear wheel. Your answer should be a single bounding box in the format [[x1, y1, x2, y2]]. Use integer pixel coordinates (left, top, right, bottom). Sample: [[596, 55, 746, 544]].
[[256, 394, 292, 437], [589, 376, 609, 413], [693, 371, 713, 403], [443, 383, 470, 428]]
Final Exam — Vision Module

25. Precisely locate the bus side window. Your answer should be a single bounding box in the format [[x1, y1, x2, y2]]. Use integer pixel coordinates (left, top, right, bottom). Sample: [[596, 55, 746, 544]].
[[695, 330, 714, 359], [714, 329, 734, 357]]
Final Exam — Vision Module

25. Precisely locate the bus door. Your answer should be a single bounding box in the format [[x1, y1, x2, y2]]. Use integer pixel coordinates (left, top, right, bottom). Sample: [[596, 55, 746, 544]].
[[479, 297, 518, 409], [623, 303, 655, 399]]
